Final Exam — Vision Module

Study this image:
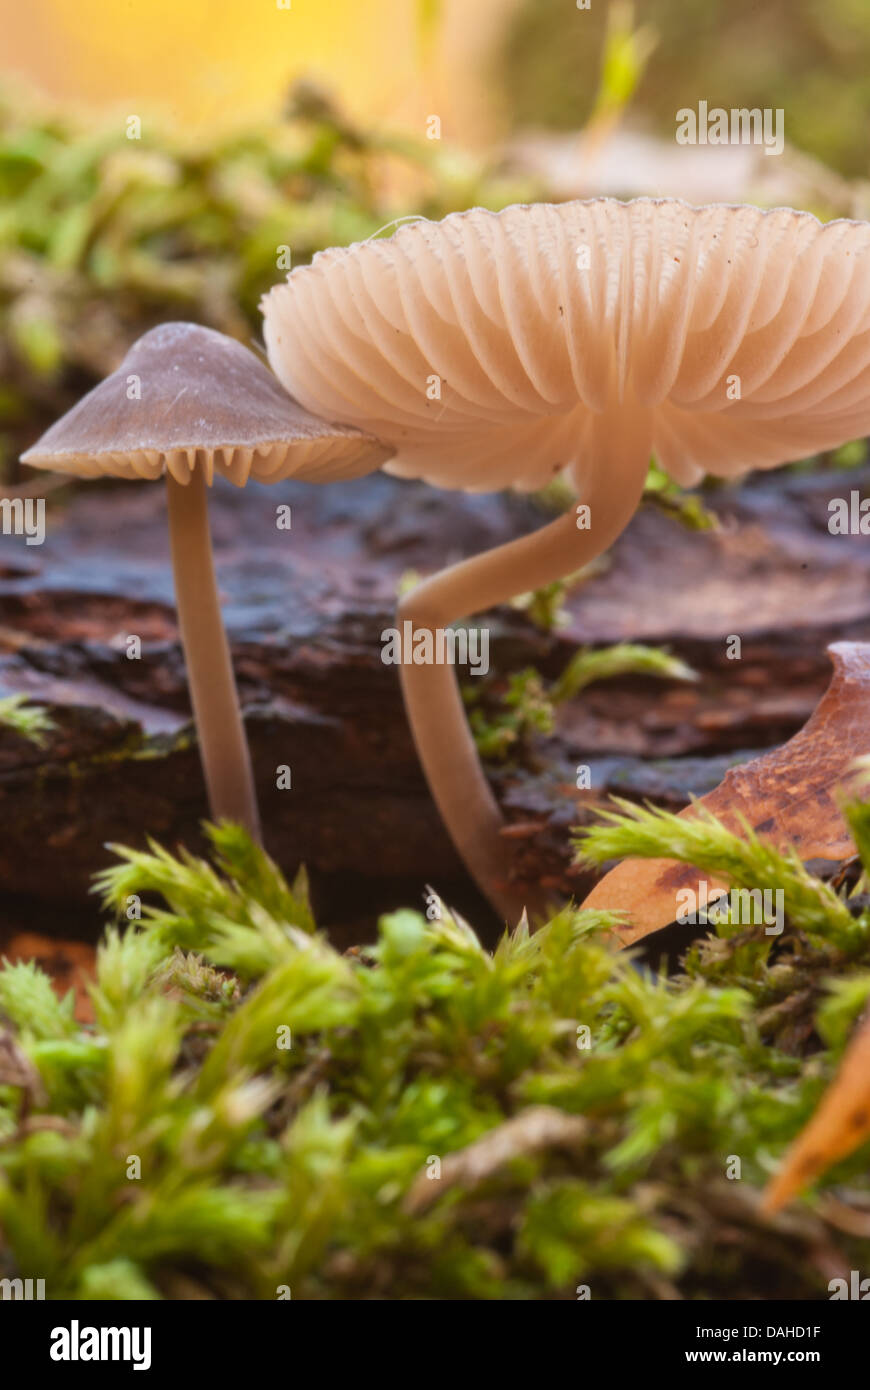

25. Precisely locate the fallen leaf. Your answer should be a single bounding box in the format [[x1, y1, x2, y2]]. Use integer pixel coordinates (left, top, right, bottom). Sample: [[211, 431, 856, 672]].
[[581, 642, 870, 946], [762, 1007, 870, 1214], [1, 932, 96, 1024]]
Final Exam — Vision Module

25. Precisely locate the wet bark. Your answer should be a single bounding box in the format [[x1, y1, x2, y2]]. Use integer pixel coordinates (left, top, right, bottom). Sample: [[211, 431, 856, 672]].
[[0, 464, 868, 948]]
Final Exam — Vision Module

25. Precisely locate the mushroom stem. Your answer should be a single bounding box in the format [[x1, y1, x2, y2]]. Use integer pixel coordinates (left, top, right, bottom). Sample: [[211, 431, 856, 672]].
[[166, 470, 261, 840], [397, 472, 647, 924]]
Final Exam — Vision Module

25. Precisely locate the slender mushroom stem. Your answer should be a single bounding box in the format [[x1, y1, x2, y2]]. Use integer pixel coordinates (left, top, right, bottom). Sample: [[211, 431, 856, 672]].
[[166, 469, 261, 840], [398, 471, 647, 924]]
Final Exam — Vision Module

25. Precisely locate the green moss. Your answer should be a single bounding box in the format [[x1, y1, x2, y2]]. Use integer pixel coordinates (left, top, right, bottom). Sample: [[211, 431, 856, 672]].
[[0, 83, 539, 477], [465, 644, 697, 762], [26, 726, 196, 795], [0, 694, 54, 746], [0, 813, 868, 1299]]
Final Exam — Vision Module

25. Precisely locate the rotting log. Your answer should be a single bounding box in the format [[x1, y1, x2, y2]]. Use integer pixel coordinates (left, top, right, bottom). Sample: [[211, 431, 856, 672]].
[[0, 466, 868, 942]]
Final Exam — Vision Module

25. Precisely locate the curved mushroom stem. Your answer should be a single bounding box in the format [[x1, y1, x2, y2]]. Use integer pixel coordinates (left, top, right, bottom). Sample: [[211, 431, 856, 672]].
[[398, 471, 648, 925], [167, 470, 261, 841]]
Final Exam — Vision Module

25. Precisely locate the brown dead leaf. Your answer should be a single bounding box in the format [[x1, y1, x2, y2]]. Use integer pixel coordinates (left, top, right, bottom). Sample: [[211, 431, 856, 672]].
[[581, 642, 870, 946], [762, 1008, 870, 1214], [579, 640, 870, 1211], [403, 1106, 587, 1215], [1, 932, 96, 1024]]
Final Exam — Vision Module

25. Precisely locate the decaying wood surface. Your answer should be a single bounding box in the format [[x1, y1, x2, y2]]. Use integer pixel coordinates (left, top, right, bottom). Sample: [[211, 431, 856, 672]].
[[0, 464, 868, 951], [581, 641, 870, 945]]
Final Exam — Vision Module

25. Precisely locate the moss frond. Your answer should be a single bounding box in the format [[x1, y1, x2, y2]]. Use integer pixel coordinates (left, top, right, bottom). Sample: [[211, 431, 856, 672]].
[[1, 813, 869, 1300]]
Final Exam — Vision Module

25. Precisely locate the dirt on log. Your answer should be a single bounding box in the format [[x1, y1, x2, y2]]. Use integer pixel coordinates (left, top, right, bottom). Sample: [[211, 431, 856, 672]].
[[0, 464, 868, 943]]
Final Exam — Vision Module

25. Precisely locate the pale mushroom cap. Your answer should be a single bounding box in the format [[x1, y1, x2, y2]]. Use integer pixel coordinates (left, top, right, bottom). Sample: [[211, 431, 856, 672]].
[[262, 197, 870, 492], [21, 321, 393, 486]]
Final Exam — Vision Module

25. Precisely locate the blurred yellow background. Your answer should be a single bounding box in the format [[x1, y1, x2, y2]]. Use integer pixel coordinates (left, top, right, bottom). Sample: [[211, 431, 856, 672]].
[[1, 0, 518, 139]]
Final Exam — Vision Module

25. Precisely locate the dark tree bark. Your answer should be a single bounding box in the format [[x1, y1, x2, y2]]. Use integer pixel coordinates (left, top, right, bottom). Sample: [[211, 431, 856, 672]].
[[0, 465, 868, 944]]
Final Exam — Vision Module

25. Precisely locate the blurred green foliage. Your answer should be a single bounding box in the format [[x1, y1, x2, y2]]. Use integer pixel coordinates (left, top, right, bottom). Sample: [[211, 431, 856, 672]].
[[587, 1, 658, 132], [0, 694, 55, 746], [0, 81, 535, 477], [502, 0, 870, 178]]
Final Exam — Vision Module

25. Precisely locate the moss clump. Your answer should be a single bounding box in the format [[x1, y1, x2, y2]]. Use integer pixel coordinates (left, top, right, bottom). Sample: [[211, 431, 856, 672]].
[[0, 814, 869, 1300], [0, 82, 537, 476], [466, 643, 696, 761], [0, 694, 54, 745]]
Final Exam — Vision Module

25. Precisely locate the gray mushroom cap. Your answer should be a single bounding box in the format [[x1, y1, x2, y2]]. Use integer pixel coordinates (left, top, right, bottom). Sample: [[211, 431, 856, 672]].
[[21, 321, 393, 486]]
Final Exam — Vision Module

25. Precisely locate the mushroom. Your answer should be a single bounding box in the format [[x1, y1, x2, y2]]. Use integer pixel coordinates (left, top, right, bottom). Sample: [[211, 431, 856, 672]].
[[263, 197, 870, 921], [21, 321, 392, 841]]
